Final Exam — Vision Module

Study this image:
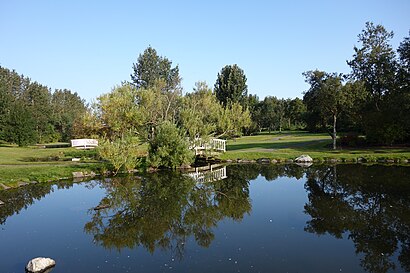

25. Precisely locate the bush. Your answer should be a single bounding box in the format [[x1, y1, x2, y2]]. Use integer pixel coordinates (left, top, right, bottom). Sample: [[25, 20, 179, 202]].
[[338, 133, 366, 147], [98, 134, 144, 174], [148, 121, 194, 168]]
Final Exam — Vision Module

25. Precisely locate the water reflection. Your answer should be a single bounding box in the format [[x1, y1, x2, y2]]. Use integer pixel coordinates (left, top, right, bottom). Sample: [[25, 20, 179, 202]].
[[0, 180, 75, 225], [1, 164, 410, 273], [304, 165, 410, 273], [84, 168, 252, 258]]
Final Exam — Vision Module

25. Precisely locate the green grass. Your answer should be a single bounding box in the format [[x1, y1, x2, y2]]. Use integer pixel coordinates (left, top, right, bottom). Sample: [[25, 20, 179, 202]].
[[0, 144, 100, 187], [220, 131, 410, 162], [1, 132, 409, 188]]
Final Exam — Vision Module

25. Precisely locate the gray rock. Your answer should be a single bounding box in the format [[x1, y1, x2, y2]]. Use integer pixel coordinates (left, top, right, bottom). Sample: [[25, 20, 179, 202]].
[[285, 159, 294, 163], [26, 257, 55, 273], [271, 159, 278, 163], [72, 172, 84, 178], [257, 158, 271, 164], [295, 155, 313, 163], [326, 158, 338, 163]]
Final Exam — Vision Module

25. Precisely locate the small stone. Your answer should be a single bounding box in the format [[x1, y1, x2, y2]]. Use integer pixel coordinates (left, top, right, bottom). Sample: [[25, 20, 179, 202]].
[[71, 158, 81, 162], [257, 158, 271, 164], [295, 155, 313, 163], [271, 159, 278, 163], [26, 257, 55, 273], [0, 199, 4, 205], [72, 172, 84, 178], [17, 182, 29, 187], [285, 159, 294, 163]]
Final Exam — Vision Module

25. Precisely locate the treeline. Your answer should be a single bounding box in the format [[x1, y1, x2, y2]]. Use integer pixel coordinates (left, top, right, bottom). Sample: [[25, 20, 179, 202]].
[[0, 66, 87, 145], [73, 47, 252, 171], [303, 22, 410, 148]]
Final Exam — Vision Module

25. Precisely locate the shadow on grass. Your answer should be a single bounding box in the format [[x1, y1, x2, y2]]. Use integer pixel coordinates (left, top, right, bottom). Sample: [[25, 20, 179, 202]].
[[227, 139, 330, 151], [19, 156, 62, 163]]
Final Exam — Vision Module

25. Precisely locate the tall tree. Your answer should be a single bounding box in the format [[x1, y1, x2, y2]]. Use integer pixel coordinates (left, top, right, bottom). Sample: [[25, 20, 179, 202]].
[[285, 98, 306, 130], [347, 22, 397, 110], [22, 81, 54, 143], [130, 46, 181, 92], [303, 70, 352, 150], [3, 100, 37, 146], [179, 81, 221, 140], [51, 89, 87, 141], [214, 64, 248, 106]]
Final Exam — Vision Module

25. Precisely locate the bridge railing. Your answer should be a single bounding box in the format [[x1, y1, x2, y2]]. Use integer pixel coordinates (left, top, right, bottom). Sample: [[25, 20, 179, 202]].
[[190, 138, 226, 155], [71, 139, 98, 149], [187, 166, 227, 183]]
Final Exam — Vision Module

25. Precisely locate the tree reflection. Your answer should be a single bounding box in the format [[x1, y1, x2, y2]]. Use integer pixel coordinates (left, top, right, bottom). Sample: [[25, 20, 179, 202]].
[[304, 165, 410, 273], [0, 181, 75, 226], [84, 169, 253, 257]]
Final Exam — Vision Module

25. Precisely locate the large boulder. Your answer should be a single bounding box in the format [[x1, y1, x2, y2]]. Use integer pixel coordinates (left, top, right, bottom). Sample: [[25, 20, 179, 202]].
[[26, 257, 55, 273], [295, 155, 313, 163]]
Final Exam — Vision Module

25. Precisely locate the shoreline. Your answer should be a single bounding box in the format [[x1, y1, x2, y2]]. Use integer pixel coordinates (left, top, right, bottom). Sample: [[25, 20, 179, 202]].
[[1, 155, 409, 191]]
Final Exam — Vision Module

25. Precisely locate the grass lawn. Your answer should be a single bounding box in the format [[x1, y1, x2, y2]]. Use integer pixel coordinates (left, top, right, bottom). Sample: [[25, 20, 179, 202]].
[[0, 143, 100, 187], [220, 131, 410, 162], [1, 132, 409, 188]]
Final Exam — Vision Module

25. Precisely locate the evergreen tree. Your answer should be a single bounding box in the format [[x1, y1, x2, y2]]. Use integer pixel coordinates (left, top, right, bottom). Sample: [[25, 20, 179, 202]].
[[130, 46, 181, 92], [214, 64, 248, 106]]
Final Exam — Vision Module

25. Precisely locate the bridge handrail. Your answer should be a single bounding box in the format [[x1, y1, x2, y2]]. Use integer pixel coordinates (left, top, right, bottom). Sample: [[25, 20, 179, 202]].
[[191, 138, 226, 153], [71, 139, 98, 149]]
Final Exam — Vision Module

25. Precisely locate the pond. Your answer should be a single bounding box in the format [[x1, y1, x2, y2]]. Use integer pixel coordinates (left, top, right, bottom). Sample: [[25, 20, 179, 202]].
[[0, 164, 409, 273]]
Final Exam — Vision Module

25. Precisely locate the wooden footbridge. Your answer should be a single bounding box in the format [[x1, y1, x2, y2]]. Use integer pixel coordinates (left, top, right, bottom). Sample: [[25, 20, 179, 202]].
[[190, 138, 226, 155]]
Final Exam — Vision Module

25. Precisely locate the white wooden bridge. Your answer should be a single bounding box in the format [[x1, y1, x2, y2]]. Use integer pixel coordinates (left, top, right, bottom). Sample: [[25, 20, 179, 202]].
[[190, 138, 226, 155], [186, 164, 227, 183]]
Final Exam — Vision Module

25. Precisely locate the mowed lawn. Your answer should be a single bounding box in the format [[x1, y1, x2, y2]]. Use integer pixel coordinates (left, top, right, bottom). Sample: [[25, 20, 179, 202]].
[[221, 131, 410, 161], [0, 143, 99, 186]]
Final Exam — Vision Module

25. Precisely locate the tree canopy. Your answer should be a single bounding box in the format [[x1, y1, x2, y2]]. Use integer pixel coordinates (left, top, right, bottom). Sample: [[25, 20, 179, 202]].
[[214, 64, 248, 106]]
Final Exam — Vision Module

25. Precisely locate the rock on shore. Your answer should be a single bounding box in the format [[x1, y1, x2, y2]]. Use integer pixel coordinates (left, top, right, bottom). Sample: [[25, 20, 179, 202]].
[[295, 155, 313, 163], [26, 257, 55, 273]]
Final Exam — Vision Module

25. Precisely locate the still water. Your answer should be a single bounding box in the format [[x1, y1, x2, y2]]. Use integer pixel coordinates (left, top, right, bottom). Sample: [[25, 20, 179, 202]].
[[0, 164, 409, 273]]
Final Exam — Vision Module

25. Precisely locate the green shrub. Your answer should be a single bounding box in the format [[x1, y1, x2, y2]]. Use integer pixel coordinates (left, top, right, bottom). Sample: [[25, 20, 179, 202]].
[[147, 121, 194, 168]]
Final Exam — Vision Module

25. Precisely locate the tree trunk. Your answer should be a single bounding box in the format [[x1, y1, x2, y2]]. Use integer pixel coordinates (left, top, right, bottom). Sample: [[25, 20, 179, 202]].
[[332, 114, 337, 150]]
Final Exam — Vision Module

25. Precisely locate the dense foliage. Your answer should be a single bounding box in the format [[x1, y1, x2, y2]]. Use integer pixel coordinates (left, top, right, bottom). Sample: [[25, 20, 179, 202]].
[[0, 66, 87, 145], [304, 22, 410, 145]]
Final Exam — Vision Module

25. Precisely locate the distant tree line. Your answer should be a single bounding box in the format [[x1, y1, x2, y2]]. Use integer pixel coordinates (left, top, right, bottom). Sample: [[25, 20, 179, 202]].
[[303, 22, 410, 148], [0, 66, 87, 145]]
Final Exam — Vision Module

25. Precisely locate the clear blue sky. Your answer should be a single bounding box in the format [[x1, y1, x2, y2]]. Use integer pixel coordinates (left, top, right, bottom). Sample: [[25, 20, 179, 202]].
[[1, 1, 409, 103]]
